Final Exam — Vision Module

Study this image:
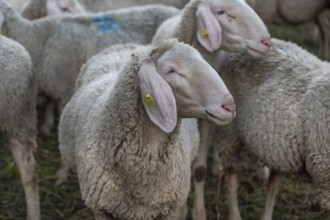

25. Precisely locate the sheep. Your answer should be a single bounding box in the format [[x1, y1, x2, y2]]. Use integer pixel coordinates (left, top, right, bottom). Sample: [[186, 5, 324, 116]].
[[20, 0, 189, 21], [0, 0, 179, 107], [245, 0, 330, 60], [151, 0, 271, 218], [5, 0, 27, 11], [18, 0, 86, 137], [210, 38, 330, 220], [21, 0, 85, 20], [152, 0, 272, 64], [58, 38, 236, 220], [78, 0, 190, 12], [0, 35, 39, 220], [0, 0, 180, 184], [0, 0, 180, 104]]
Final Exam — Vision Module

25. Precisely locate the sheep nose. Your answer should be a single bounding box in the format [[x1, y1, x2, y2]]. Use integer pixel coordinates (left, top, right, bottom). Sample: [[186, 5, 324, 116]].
[[261, 34, 272, 47], [221, 94, 236, 115]]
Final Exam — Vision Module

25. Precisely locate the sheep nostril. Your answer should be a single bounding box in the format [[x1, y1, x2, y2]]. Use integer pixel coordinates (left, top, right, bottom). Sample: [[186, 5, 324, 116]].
[[222, 103, 236, 113], [221, 95, 236, 114], [261, 34, 272, 47]]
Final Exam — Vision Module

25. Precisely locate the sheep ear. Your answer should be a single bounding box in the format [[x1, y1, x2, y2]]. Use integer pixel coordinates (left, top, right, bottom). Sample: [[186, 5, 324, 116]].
[[138, 63, 177, 133], [196, 4, 222, 52]]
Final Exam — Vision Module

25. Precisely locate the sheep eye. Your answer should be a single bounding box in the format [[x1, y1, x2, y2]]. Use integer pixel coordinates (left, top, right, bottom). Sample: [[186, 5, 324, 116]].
[[216, 10, 225, 15], [167, 68, 177, 74], [61, 6, 70, 12]]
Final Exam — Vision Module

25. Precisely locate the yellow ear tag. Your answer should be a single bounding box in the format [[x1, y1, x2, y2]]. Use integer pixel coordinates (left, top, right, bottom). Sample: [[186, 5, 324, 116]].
[[145, 93, 155, 107], [201, 28, 208, 38]]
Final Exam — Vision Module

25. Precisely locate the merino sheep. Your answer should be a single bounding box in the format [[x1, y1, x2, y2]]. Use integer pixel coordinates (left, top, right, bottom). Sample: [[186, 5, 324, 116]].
[[5, 0, 27, 11], [0, 0, 180, 184], [245, 0, 330, 60], [78, 0, 190, 12], [210, 38, 330, 220], [152, 0, 272, 64], [0, 0, 179, 107], [0, 35, 39, 220], [21, 0, 85, 20], [18, 0, 86, 136], [152, 0, 271, 219], [58, 39, 236, 220], [0, 0, 179, 104]]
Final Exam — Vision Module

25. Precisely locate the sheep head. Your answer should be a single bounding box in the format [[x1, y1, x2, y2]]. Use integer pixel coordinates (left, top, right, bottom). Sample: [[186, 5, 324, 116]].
[[194, 0, 271, 58], [45, 0, 85, 16], [138, 39, 236, 133]]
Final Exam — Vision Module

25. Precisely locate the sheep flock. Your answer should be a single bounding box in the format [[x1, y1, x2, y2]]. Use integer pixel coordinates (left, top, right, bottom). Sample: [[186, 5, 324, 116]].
[[0, 0, 329, 219]]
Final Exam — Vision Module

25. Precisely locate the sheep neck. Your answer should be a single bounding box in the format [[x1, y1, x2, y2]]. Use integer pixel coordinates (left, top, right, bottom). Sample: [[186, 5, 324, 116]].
[[100, 63, 182, 168]]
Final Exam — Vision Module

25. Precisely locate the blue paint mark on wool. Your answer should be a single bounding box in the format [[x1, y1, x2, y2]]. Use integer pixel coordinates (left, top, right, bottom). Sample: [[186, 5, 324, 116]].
[[92, 15, 123, 32]]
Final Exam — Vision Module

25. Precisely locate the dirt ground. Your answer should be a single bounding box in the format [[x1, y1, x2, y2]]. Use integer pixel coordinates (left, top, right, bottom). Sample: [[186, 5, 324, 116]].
[[0, 17, 329, 220]]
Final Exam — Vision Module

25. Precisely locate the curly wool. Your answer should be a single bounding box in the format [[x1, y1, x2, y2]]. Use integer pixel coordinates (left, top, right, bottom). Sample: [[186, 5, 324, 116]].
[[212, 38, 330, 209], [59, 42, 199, 219], [0, 35, 37, 138], [0, 0, 180, 106]]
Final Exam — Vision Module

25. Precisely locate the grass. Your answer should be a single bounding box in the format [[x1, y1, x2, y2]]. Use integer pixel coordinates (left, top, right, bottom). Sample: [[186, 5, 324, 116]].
[[0, 19, 329, 220]]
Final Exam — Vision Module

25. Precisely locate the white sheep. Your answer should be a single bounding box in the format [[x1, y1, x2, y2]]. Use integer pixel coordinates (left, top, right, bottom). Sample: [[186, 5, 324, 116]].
[[58, 38, 236, 220], [0, 1, 179, 130], [245, 0, 330, 60], [17, 0, 86, 137], [20, 0, 85, 20], [5, 0, 27, 11], [152, 0, 272, 219], [0, 35, 39, 220], [211, 38, 330, 220], [78, 0, 190, 12]]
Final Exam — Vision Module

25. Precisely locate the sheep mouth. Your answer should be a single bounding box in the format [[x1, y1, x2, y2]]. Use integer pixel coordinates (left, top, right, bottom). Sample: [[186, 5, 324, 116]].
[[247, 45, 269, 58], [205, 110, 232, 125]]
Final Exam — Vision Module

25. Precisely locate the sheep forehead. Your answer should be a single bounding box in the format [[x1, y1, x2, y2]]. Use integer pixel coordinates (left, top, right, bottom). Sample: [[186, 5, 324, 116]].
[[209, 0, 246, 9], [160, 44, 203, 63]]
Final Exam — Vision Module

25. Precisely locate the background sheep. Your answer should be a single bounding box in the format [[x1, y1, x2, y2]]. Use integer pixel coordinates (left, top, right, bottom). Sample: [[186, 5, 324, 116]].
[[245, 0, 330, 60], [21, 0, 85, 20], [211, 38, 330, 220], [152, 0, 271, 219], [0, 0, 179, 128], [20, 0, 190, 20], [0, 36, 39, 220], [5, 0, 27, 11], [78, 0, 190, 12], [58, 39, 236, 219]]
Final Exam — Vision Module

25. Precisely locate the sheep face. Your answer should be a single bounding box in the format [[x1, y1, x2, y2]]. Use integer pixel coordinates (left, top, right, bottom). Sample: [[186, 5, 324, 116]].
[[196, 0, 271, 58], [46, 0, 85, 16], [139, 41, 236, 133]]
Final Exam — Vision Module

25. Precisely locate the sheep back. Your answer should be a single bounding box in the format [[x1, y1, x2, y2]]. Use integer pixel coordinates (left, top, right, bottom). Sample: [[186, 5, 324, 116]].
[[0, 36, 36, 137]]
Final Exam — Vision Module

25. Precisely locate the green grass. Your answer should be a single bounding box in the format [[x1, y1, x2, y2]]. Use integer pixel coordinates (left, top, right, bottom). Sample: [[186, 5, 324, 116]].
[[0, 20, 329, 220]]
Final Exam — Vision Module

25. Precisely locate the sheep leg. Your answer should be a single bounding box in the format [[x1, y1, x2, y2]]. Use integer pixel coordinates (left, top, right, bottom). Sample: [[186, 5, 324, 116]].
[[40, 97, 56, 136], [315, 13, 330, 60], [192, 119, 212, 220], [260, 172, 282, 220], [175, 204, 187, 220], [55, 101, 71, 185], [54, 158, 70, 185], [9, 134, 40, 220], [256, 163, 271, 184], [225, 171, 242, 220], [93, 209, 118, 220]]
